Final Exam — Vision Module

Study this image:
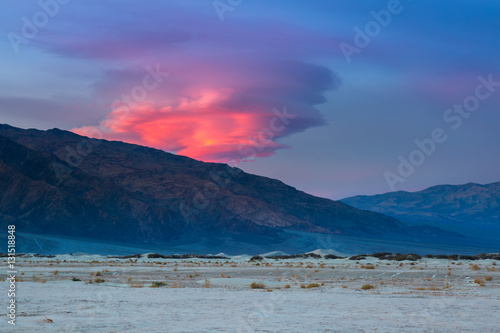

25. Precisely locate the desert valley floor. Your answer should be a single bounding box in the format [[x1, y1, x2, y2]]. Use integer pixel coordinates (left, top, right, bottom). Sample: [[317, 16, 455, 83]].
[[3, 254, 500, 332]]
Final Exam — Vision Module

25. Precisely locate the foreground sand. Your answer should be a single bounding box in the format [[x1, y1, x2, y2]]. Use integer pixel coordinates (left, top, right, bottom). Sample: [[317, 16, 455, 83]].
[[3, 255, 500, 332]]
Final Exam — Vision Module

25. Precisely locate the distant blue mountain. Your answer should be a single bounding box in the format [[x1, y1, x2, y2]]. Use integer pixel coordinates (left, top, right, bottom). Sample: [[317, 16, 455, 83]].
[[342, 182, 500, 241]]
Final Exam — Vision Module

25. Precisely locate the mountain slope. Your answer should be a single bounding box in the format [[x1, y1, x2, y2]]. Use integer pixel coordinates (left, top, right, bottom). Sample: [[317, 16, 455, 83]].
[[342, 182, 500, 239], [0, 124, 454, 251]]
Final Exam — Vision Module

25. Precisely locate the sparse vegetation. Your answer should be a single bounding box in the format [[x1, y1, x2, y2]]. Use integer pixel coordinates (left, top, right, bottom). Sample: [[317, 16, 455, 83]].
[[94, 278, 105, 283], [474, 277, 485, 286], [72, 277, 81, 282], [150, 281, 167, 288], [250, 281, 266, 289], [361, 284, 375, 290], [485, 276, 492, 281], [305, 283, 321, 288]]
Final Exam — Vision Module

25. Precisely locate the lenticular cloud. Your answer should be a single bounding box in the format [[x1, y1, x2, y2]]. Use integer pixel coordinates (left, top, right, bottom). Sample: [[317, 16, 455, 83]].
[[73, 58, 338, 162], [64, 3, 339, 162]]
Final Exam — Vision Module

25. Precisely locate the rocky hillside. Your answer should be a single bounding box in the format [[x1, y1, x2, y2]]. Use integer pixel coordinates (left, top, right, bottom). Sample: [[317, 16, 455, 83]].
[[0, 124, 453, 248]]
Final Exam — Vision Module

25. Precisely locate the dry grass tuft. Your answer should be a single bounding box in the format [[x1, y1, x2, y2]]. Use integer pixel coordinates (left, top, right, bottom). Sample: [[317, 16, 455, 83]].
[[305, 283, 321, 288], [474, 277, 485, 286], [250, 281, 266, 289], [361, 284, 375, 290]]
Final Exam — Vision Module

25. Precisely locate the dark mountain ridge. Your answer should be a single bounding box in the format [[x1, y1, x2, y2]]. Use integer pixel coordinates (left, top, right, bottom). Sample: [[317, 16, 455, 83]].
[[0, 124, 455, 251]]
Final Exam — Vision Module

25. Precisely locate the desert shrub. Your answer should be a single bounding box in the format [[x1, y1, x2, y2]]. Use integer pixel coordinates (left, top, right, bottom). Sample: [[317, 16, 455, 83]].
[[425, 254, 448, 259], [395, 254, 422, 261], [305, 283, 321, 288], [372, 252, 393, 258], [53, 270, 59, 275], [361, 264, 375, 269], [204, 279, 212, 288], [150, 281, 167, 288], [349, 255, 367, 260], [324, 254, 344, 259], [250, 281, 266, 289], [284, 284, 290, 288], [361, 284, 375, 290], [471, 264, 480, 271], [72, 277, 81, 282], [474, 277, 485, 286], [95, 271, 102, 276], [250, 255, 263, 261], [485, 276, 492, 281], [266, 288, 273, 292], [94, 278, 105, 283]]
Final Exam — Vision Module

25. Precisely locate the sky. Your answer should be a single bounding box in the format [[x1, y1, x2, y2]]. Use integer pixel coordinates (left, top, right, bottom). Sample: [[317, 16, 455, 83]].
[[1, 0, 499, 199]]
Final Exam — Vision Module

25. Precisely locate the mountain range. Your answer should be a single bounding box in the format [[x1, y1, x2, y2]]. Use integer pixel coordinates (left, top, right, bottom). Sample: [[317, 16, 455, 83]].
[[0, 124, 463, 254], [342, 182, 500, 240]]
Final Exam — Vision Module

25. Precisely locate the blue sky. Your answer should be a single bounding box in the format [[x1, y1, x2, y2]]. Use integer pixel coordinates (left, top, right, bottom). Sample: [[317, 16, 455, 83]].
[[1, 0, 499, 199]]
